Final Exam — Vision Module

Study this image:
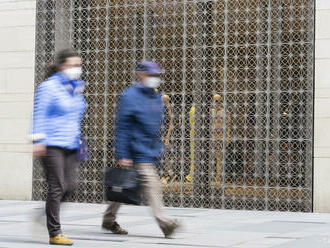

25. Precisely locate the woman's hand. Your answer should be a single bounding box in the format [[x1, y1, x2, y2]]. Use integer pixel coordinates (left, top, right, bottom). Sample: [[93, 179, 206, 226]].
[[33, 144, 46, 157]]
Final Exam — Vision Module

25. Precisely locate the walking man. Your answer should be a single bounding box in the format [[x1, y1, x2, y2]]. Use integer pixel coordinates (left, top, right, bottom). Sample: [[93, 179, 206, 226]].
[[102, 61, 179, 238]]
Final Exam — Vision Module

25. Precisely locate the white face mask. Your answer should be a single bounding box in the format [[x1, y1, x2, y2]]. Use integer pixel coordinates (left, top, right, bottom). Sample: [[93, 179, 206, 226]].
[[62, 67, 82, 80], [143, 77, 161, 88]]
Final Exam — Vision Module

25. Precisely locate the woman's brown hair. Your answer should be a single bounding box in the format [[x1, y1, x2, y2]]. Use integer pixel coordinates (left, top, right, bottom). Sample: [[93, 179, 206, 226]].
[[45, 48, 79, 79]]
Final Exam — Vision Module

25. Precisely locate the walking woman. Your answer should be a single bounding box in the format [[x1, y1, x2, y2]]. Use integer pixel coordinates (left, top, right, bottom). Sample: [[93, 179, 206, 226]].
[[32, 49, 86, 246]]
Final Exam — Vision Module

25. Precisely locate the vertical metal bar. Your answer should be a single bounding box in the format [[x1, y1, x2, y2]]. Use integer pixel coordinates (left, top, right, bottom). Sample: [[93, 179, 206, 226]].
[[179, 0, 188, 207], [192, 0, 213, 207], [310, 0, 316, 212], [255, 2, 267, 185], [143, 0, 147, 60], [264, 0, 273, 210], [132, 8, 137, 75], [193, 0, 206, 207], [270, 2, 282, 196], [220, 0, 229, 207], [69, 0, 73, 45], [103, 0, 110, 172], [55, 0, 70, 52]]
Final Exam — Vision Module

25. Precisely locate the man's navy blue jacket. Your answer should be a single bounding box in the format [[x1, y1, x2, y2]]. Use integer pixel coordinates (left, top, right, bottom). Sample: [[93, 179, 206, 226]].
[[115, 83, 164, 164]]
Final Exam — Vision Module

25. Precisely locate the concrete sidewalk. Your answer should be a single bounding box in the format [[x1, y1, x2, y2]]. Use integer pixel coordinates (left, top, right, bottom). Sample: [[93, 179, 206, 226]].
[[1, 200, 330, 247]]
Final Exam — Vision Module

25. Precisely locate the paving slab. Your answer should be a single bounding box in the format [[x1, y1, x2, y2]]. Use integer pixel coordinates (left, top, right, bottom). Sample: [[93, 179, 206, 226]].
[[1, 200, 330, 248]]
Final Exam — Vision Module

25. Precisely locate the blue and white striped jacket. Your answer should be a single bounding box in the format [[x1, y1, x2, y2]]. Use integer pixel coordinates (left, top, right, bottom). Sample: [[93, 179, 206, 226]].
[[32, 72, 86, 150]]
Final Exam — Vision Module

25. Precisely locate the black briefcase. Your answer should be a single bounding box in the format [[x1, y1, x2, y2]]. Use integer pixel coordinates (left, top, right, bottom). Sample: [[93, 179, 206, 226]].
[[104, 167, 142, 205]]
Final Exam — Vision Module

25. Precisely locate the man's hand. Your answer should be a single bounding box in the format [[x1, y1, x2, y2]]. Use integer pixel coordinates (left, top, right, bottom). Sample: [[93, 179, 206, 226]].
[[33, 144, 46, 157], [118, 159, 133, 167]]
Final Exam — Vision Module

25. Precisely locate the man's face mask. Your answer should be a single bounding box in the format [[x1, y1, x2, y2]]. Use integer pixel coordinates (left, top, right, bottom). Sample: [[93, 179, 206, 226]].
[[143, 77, 161, 88]]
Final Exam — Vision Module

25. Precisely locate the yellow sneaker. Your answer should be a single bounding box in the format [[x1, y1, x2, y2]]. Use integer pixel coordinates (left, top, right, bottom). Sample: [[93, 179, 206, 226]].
[[49, 234, 74, 246]]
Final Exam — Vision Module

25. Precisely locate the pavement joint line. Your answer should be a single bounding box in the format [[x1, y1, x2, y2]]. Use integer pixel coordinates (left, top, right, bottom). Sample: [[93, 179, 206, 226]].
[[273, 220, 328, 224], [70, 236, 127, 242], [265, 236, 301, 240], [145, 241, 226, 248], [0, 220, 27, 223]]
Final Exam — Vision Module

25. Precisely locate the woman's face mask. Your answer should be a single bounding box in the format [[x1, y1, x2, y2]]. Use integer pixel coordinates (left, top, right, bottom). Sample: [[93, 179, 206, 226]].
[[143, 77, 161, 88], [62, 67, 82, 81]]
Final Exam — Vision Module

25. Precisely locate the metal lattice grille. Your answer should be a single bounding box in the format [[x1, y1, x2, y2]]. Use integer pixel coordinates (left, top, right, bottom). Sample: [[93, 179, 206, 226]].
[[33, 0, 314, 212]]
